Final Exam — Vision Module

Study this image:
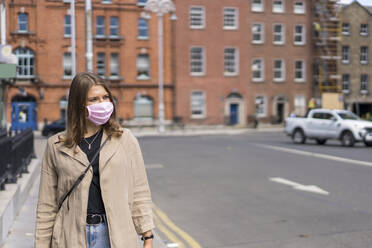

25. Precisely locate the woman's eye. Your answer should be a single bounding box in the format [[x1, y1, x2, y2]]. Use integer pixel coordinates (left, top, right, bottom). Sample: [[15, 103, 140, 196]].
[[103, 95, 110, 99]]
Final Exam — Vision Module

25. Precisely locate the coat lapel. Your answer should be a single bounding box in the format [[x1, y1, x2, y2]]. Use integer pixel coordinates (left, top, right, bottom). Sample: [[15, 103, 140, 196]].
[[99, 131, 120, 171], [55, 141, 90, 167]]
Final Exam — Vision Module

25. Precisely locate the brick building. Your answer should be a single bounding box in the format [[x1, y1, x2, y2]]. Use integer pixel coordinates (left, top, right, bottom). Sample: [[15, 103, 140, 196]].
[[4, 0, 174, 130], [339, 2, 372, 117], [174, 0, 313, 126]]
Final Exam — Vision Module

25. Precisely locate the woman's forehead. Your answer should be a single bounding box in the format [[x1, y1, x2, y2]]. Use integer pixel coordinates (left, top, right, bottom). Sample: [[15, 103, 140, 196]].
[[87, 85, 108, 96]]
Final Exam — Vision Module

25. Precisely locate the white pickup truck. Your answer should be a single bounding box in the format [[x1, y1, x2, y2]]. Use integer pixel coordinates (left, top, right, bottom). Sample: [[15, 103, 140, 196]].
[[285, 109, 372, 147]]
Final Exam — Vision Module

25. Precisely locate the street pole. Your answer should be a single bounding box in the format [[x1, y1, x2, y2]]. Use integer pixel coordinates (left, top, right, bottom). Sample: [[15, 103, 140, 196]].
[[0, 0, 8, 129], [157, 13, 165, 133], [0, 0, 5, 45], [85, 0, 93, 72], [71, 0, 76, 77], [144, 0, 175, 133]]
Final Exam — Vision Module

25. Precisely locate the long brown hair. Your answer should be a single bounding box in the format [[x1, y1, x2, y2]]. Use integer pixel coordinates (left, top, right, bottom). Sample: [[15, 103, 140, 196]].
[[60, 72, 122, 148]]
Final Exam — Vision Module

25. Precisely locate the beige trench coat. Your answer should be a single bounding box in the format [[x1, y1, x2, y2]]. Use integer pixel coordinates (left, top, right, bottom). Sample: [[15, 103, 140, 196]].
[[35, 129, 154, 248]]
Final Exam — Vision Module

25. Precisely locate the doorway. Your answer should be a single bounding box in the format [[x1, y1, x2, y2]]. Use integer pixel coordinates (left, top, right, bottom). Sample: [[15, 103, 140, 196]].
[[229, 104, 239, 125]]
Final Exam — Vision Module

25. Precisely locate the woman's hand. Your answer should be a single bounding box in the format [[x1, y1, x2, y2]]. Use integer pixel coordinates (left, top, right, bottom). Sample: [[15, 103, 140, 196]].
[[143, 239, 153, 248]]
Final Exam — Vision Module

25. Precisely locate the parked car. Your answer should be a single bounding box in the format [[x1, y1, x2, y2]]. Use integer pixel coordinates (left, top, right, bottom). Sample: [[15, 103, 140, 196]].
[[41, 119, 66, 137], [284, 109, 372, 147]]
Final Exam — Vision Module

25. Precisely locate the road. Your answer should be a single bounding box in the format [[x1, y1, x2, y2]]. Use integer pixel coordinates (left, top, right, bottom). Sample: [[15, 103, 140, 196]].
[[141, 132, 372, 248]]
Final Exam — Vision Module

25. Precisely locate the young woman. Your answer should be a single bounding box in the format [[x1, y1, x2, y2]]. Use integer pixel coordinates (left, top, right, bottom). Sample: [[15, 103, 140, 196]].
[[35, 72, 154, 248]]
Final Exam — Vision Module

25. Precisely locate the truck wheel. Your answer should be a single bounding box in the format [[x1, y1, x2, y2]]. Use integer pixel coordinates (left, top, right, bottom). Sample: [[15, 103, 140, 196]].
[[341, 131, 355, 147], [292, 129, 306, 144], [316, 139, 327, 145]]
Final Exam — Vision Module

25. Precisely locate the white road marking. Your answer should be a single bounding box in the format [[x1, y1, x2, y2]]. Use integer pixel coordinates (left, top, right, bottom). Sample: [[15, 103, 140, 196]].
[[257, 144, 372, 168], [270, 177, 330, 195]]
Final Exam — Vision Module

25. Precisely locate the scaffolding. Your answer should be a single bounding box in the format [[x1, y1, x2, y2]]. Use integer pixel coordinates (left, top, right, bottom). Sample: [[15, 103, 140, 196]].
[[312, 0, 342, 94]]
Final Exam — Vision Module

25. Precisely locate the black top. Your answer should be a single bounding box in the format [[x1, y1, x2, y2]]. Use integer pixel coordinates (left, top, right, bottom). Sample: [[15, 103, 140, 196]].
[[78, 129, 106, 214]]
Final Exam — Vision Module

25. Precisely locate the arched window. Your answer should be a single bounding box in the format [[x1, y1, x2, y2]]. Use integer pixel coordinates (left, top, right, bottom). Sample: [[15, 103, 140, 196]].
[[14, 47, 35, 78], [138, 18, 149, 38]]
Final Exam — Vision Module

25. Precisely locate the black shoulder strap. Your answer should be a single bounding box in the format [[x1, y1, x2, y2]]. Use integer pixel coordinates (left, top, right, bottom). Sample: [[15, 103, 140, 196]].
[[58, 136, 109, 211]]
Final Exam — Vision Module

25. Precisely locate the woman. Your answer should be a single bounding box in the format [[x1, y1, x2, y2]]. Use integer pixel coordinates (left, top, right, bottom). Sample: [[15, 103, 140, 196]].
[[35, 72, 154, 248]]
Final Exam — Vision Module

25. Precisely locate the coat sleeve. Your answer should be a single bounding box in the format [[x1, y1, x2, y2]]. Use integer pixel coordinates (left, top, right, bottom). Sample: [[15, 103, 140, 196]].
[[34, 139, 59, 248], [128, 132, 155, 234]]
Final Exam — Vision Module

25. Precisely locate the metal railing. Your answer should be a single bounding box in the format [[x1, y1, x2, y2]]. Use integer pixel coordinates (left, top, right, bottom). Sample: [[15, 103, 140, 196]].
[[0, 128, 35, 189]]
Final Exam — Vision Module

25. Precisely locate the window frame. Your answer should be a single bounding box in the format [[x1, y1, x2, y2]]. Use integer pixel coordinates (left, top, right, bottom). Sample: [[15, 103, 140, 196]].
[[360, 46, 369, 64], [255, 95, 267, 117], [294, 24, 306, 45], [63, 52, 72, 78], [342, 74, 350, 94], [342, 23, 350, 36], [341, 45, 351, 64], [18, 13, 28, 33], [223, 7, 238, 30], [252, 23, 264, 44], [137, 53, 150, 80], [251, 0, 264, 12], [293, 1, 305, 14], [138, 18, 149, 39], [224, 47, 239, 76], [273, 59, 285, 82], [272, 0, 285, 13], [360, 23, 369, 36], [273, 23, 285, 45], [252, 58, 264, 82], [294, 60, 306, 82], [14, 47, 35, 79], [190, 46, 206, 76], [96, 52, 106, 77], [110, 53, 120, 78], [189, 6, 205, 29], [96, 16, 106, 37], [190, 91, 206, 119], [109, 16, 119, 37], [360, 74, 369, 94], [64, 15, 71, 37]]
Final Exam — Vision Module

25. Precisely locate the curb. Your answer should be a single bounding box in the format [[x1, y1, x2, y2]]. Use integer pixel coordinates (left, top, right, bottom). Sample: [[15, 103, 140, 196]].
[[0, 158, 40, 247]]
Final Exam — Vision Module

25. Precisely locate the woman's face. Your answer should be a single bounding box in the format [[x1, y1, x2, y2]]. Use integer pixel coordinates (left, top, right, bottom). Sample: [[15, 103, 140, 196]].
[[86, 85, 111, 106]]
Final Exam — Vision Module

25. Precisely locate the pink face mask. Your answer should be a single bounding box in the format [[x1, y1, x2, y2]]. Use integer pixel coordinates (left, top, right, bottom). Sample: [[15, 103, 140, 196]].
[[86, 102, 114, 126]]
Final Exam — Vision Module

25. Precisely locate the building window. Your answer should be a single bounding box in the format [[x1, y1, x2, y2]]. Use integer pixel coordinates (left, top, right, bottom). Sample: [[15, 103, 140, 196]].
[[18, 13, 28, 33], [361, 74, 369, 94], [252, 58, 264, 82], [252, 0, 264, 12], [342, 74, 350, 94], [360, 23, 369, 36], [137, 0, 147, 6], [294, 95, 306, 116], [255, 96, 267, 117], [224, 48, 238, 76], [190, 47, 205, 76], [273, 24, 284, 45], [64, 15, 71, 37], [14, 47, 34, 78], [96, 16, 105, 37], [137, 54, 150, 80], [97, 53, 106, 77], [189, 6, 205, 29], [138, 18, 149, 38], [63, 52, 72, 77], [252, 23, 264, 44], [223, 7, 238, 30], [360, 46, 369, 64], [342, 45, 350, 64], [294, 25, 305, 45], [294, 1, 305, 14], [294, 60, 305, 82], [273, 59, 285, 82], [191, 91, 206, 118], [342, 23, 350, 36], [109, 17, 119, 37], [110, 53, 119, 78], [273, 0, 284, 13], [102, 0, 112, 3]]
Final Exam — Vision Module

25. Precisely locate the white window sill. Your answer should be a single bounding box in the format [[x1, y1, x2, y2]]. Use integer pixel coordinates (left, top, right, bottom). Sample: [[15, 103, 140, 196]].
[[360, 90, 369, 95], [294, 79, 306, 83], [294, 11, 305, 15], [252, 78, 264, 82], [190, 73, 205, 77], [294, 42, 306, 46], [251, 8, 264, 13], [272, 10, 285, 14], [342, 89, 350, 94], [273, 79, 285, 83], [137, 36, 149, 40], [64, 35, 71, 38], [62, 75, 73, 80], [252, 41, 264, 45], [108, 75, 123, 80], [360, 33, 369, 36], [341, 61, 350, 64], [190, 26, 205, 30], [223, 26, 238, 31], [137, 75, 150, 80], [342, 32, 350, 36], [360, 61, 369, 65], [273, 42, 285, 45]]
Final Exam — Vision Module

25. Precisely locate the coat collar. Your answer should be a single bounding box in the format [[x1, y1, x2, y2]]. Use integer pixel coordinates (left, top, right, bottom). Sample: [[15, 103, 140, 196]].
[[55, 130, 120, 170]]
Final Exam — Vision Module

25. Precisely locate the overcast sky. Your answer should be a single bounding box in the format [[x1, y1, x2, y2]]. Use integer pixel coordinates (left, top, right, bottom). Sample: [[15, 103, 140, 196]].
[[340, 0, 372, 6]]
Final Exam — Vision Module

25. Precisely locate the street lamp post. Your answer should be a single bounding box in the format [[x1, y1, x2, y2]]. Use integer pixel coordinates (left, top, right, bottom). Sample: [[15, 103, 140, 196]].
[[144, 0, 176, 133]]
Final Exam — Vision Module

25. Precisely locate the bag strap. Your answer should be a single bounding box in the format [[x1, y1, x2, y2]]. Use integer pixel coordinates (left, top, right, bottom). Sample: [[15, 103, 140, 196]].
[[58, 135, 109, 211]]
